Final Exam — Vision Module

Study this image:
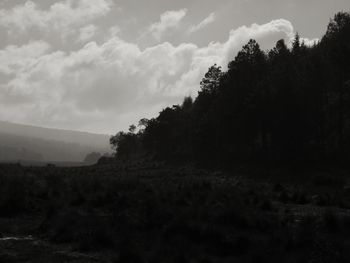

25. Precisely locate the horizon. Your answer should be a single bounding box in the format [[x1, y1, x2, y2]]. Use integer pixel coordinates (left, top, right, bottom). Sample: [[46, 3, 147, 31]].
[[1, 3, 350, 262], [0, 0, 349, 134], [0, 119, 111, 136]]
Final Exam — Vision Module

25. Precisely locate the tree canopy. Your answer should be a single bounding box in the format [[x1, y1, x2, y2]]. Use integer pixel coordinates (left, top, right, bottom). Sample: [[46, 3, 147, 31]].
[[110, 12, 350, 168]]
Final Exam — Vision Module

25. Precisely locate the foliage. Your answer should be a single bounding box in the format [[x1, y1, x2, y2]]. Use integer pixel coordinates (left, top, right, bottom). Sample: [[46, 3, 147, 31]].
[[1, 163, 350, 262], [111, 12, 350, 167]]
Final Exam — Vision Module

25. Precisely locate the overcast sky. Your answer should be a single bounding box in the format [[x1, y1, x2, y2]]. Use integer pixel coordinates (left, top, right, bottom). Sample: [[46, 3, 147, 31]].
[[0, 0, 349, 134]]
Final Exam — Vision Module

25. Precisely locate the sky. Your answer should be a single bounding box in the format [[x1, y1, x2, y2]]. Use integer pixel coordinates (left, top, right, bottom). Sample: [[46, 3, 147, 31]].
[[0, 0, 349, 134]]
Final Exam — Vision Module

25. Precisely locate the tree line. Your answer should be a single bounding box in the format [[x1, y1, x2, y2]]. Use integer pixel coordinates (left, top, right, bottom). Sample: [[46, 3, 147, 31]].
[[110, 12, 350, 168]]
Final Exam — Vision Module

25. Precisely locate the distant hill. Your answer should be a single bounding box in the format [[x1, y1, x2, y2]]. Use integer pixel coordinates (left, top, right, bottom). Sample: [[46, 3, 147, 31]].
[[0, 121, 111, 164]]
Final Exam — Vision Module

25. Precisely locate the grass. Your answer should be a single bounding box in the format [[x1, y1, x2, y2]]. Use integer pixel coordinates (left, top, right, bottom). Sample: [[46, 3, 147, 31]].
[[0, 162, 350, 262]]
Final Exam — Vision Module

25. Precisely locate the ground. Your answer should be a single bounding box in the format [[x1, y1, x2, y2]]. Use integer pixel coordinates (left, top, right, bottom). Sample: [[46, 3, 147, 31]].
[[0, 162, 350, 262]]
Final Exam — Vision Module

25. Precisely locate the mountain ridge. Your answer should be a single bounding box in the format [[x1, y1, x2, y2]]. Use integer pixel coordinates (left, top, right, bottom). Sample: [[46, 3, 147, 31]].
[[0, 121, 111, 163]]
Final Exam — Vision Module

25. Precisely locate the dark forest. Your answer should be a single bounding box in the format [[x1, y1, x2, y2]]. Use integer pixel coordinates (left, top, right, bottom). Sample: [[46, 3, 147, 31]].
[[111, 12, 350, 167]]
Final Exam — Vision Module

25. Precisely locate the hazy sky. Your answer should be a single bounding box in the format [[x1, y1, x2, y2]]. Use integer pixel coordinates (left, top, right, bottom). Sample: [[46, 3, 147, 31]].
[[0, 0, 349, 134]]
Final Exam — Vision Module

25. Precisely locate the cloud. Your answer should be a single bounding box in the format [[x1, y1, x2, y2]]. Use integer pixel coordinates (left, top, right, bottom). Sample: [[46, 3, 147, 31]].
[[301, 37, 319, 46], [0, 41, 51, 75], [0, 19, 304, 133], [188, 12, 216, 34], [0, 0, 112, 37], [148, 9, 188, 40], [219, 19, 294, 65], [108, 25, 121, 38], [77, 24, 98, 43]]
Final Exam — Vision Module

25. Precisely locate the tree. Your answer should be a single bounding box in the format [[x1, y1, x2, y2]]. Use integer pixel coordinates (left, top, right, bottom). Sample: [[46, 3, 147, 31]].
[[110, 131, 139, 160], [138, 118, 150, 129], [325, 12, 350, 38], [292, 33, 301, 53], [199, 64, 222, 95], [129, 125, 136, 134], [181, 96, 193, 111], [109, 11, 350, 166]]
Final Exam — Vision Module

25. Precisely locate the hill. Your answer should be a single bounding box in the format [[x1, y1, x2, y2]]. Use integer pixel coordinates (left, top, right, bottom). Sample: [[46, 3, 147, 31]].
[[0, 121, 111, 164]]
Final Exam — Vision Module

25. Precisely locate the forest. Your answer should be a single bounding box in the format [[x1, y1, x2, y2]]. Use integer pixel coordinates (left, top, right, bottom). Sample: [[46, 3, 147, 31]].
[[111, 12, 350, 168]]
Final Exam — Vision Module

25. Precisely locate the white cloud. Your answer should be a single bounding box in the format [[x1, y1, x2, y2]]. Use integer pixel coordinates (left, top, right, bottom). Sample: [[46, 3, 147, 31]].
[[0, 0, 112, 37], [0, 19, 303, 133], [148, 9, 188, 40], [188, 12, 216, 34], [77, 24, 98, 43], [301, 37, 319, 46], [219, 19, 294, 65]]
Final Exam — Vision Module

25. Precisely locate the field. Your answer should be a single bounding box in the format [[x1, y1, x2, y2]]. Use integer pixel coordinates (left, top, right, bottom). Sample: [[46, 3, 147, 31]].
[[1, 162, 350, 262]]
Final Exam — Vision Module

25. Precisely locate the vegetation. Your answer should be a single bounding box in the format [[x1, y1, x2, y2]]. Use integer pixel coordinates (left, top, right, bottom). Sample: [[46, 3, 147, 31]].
[[111, 12, 350, 167], [1, 162, 350, 262], [1, 11, 350, 263]]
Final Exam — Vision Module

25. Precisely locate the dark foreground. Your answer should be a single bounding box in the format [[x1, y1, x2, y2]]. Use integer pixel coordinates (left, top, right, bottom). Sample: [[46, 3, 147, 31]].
[[1, 162, 350, 262]]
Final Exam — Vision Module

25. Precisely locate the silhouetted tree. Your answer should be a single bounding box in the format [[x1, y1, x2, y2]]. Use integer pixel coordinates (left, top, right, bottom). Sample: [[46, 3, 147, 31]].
[[111, 11, 350, 167]]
